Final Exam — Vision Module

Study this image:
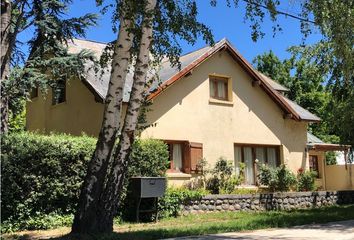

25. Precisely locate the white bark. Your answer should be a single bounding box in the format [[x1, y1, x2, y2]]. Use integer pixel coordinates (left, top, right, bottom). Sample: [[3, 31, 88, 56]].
[[98, 0, 157, 225], [72, 15, 135, 233]]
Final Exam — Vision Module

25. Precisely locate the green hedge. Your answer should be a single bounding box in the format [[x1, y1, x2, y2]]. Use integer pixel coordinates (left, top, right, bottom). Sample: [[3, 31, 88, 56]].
[[1, 132, 96, 222], [1, 132, 169, 231]]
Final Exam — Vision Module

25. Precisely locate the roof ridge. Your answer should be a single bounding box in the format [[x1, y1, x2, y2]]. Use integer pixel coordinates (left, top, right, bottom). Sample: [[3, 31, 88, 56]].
[[72, 38, 108, 46]]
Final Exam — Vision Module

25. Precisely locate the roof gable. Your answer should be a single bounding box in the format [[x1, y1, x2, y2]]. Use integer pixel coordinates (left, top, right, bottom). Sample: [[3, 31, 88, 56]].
[[68, 38, 320, 122]]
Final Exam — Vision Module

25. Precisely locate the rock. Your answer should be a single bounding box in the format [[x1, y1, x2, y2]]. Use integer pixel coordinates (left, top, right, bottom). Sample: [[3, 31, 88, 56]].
[[216, 206, 222, 211], [193, 205, 200, 210], [222, 204, 229, 210], [234, 204, 241, 210], [216, 200, 223, 205], [288, 198, 295, 204]]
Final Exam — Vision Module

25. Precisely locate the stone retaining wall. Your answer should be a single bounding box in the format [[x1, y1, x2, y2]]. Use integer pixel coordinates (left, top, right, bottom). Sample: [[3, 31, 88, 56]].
[[182, 190, 354, 214]]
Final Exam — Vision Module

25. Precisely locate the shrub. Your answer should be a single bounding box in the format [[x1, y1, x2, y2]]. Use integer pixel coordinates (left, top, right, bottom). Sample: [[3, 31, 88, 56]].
[[276, 165, 297, 191], [1, 132, 169, 231], [158, 188, 207, 218], [297, 170, 317, 191], [1, 132, 96, 223], [128, 138, 170, 177], [205, 157, 240, 194], [206, 175, 220, 194], [1, 213, 73, 233], [258, 165, 297, 192], [258, 164, 275, 187]]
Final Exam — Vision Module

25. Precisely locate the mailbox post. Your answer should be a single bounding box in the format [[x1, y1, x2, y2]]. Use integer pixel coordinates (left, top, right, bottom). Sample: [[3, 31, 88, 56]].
[[130, 177, 166, 222]]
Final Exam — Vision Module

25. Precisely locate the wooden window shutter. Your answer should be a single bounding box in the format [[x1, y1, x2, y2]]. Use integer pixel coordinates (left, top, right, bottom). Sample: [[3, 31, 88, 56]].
[[189, 142, 203, 173], [182, 142, 191, 173]]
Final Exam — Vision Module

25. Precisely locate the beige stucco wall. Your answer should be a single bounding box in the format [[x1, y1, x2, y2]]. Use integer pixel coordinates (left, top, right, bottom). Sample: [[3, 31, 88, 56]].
[[325, 164, 354, 190], [26, 49, 309, 182], [141, 50, 308, 173], [27, 78, 104, 136]]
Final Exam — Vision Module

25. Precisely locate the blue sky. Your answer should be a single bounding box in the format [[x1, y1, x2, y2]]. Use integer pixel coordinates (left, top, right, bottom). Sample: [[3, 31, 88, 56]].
[[21, 0, 323, 63]]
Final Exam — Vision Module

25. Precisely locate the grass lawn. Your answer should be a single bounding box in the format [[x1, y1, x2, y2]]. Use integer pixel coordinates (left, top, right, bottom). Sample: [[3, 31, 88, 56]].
[[4, 204, 354, 240]]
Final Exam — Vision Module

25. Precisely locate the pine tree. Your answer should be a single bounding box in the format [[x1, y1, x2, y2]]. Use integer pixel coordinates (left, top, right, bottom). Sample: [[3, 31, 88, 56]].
[[0, 0, 98, 134]]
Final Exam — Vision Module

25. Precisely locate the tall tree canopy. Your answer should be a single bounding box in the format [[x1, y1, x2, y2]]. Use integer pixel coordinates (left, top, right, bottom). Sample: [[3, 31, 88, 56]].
[[253, 50, 337, 143], [0, 0, 98, 133]]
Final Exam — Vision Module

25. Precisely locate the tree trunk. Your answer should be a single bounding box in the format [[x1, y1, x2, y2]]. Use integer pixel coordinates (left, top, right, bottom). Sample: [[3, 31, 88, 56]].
[[71, 16, 134, 234], [1, 0, 11, 134], [96, 0, 157, 232]]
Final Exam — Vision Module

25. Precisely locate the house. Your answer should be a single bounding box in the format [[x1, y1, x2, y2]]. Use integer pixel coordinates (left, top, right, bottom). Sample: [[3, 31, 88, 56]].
[[26, 38, 352, 189]]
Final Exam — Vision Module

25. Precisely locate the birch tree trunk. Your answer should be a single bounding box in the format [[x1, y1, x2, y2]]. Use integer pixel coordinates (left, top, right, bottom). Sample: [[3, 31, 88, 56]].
[[1, 0, 11, 134], [96, 0, 157, 232], [72, 16, 134, 234]]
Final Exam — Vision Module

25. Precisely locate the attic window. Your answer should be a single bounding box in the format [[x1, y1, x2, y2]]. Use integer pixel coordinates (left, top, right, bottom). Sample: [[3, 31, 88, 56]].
[[209, 75, 232, 102], [52, 80, 66, 105]]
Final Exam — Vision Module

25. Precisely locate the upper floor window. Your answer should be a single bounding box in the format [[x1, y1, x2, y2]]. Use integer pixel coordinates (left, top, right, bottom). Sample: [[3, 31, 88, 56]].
[[209, 76, 230, 101], [52, 80, 66, 105], [30, 88, 38, 99]]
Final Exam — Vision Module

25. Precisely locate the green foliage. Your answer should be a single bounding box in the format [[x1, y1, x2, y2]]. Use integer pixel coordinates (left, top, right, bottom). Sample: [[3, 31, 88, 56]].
[[258, 164, 276, 187], [8, 102, 26, 133], [206, 157, 241, 194], [1, 213, 73, 233], [258, 165, 297, 192], [1, 132, 96, 222], [127, 138, 170, 177], [326, 151, 338, 165], [158, 188, 207, 218], [3, 0, 98, 130], [274, 165, 297, 192], [253, 51, 336, 141], [297, 171, 317, 192], [1, 132, 169, 230]]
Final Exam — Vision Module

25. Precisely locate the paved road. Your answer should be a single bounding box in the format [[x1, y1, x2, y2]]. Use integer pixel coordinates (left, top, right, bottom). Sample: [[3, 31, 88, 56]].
[[165, 220, 354, 240]]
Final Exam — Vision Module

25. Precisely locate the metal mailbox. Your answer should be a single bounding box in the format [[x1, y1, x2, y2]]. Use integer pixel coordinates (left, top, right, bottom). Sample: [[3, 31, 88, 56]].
[[129, 177, 166, 222], [130, 177, 166, 198]]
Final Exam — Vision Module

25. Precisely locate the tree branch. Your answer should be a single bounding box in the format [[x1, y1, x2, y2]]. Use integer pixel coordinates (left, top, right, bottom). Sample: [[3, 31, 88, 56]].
[[242, 0, 316, 24]]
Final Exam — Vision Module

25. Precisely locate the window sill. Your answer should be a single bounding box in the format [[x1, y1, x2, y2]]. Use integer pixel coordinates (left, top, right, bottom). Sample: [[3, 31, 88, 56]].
[[51, 101, 67, 109], [209, 98, 233, 106], [166, 172, 192, 178]]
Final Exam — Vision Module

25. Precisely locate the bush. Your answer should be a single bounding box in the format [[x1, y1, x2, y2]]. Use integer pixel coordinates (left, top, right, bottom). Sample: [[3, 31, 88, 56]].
[[258, 165, 297, 192], [1, 213, 73, 233], [158, 188, 207, 218], [1, 132, 169, 231], [205, 157, 242, 194], [258, 164, 275, 187], [127, 138, 170, 177], [276, 165, 297, 191], [1, 132, 96, 223], [297, 170, 317, 191]]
